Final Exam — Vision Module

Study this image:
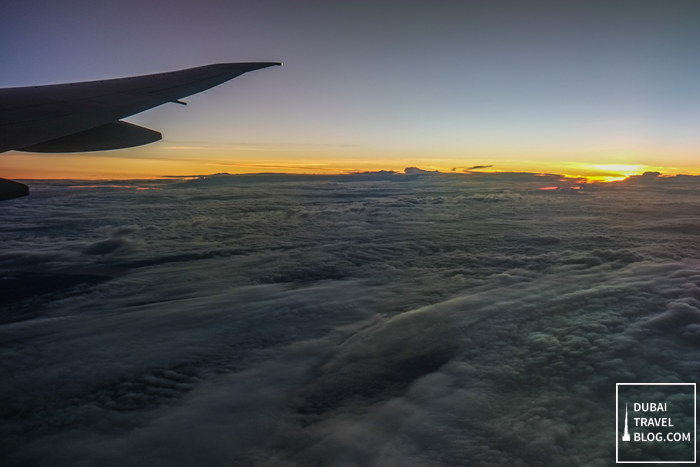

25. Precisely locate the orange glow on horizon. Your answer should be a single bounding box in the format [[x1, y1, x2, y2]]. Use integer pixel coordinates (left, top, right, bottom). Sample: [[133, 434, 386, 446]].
[[2, 149, 700, 183]]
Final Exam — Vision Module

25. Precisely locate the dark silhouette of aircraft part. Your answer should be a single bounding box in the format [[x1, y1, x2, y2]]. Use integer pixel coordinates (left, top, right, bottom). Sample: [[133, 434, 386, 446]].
[[0, 62, 281, 200], [19, 121, 162, 153], [0, 178, 29, 201]]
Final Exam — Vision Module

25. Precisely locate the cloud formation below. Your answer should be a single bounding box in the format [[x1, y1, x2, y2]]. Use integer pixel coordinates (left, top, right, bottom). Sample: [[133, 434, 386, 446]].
[[2, 173, 700, 465]]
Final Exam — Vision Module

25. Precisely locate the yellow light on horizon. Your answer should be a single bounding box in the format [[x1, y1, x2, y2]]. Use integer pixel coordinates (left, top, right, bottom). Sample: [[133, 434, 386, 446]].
[[589, 175, 628, 182], [589, 164, 647, 176], [4, 148, 699, 182]]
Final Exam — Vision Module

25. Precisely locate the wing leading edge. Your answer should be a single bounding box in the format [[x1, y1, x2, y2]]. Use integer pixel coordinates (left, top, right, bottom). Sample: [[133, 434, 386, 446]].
[[0, 62, 281, 200]]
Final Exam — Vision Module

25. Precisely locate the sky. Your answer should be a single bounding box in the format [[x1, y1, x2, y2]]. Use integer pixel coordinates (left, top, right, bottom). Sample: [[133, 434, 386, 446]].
[[3, 172, 700, 465], [2, 0, 700, 180], [5, 5, 700, 463]]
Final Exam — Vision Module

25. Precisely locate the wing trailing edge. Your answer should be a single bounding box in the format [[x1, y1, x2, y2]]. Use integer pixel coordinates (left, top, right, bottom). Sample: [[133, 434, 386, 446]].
[[18, 121, 162, 153]]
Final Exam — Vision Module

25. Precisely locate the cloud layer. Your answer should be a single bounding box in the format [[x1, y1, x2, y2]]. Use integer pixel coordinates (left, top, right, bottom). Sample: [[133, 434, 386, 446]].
[[2, 173, 700, 465]]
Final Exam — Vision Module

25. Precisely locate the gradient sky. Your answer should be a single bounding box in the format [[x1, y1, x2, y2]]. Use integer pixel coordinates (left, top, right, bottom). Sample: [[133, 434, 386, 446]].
[[2, 0, 700, 180]]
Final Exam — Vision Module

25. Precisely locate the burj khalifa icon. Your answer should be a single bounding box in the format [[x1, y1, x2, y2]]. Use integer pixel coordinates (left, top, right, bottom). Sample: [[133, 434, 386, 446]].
[[622, 403, 631, 441]]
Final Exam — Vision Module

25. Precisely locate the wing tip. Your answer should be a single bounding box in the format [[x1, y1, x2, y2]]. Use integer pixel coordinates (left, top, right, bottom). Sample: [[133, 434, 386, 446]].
[[215, 62, 283, 71]]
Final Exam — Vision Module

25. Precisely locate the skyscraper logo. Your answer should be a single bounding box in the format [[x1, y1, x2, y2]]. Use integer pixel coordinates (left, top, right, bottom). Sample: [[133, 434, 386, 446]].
[[622, 404, 630, 442]]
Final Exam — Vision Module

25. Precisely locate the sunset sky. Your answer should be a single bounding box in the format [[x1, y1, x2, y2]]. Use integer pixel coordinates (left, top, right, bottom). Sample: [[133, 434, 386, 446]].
[[2, 0, 700, 180], [6, 3, 700, 464]]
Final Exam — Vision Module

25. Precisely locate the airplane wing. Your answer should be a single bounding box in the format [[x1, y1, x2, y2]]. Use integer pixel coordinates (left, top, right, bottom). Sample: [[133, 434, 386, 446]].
[[0, 62, 281, 200]]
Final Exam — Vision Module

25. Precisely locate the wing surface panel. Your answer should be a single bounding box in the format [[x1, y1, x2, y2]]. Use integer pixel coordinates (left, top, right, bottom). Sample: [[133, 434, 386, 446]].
[[0, 62, 280, 153]]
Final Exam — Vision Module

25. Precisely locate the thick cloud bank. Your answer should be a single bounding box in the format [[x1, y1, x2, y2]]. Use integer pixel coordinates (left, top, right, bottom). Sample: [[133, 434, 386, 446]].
[[2, 173, 700, 466]]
